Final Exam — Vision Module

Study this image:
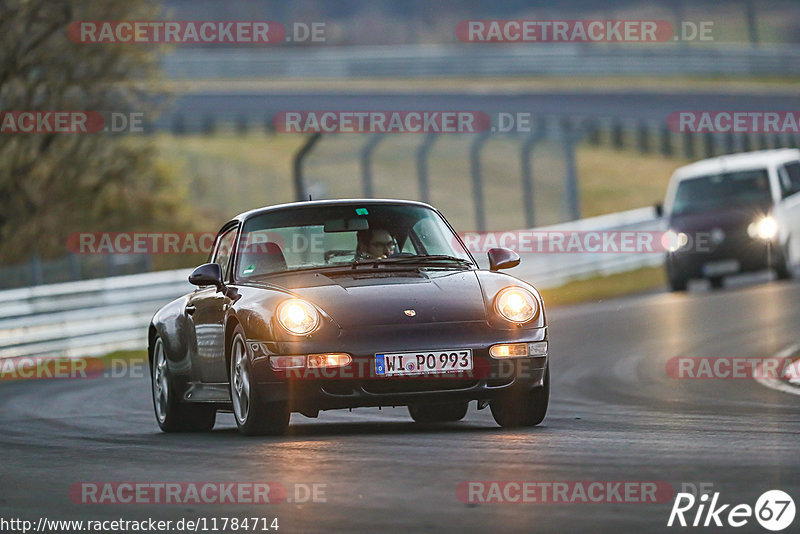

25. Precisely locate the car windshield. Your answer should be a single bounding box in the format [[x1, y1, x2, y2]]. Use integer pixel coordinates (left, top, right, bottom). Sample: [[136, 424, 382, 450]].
[[671, 169, 772, 216], [235, 203, 473, 279]]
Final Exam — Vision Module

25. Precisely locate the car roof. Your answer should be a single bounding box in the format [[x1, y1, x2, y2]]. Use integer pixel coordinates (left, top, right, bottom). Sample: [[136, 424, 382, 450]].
[[671, 149, 800, 182], [230, 198, 437, 224]]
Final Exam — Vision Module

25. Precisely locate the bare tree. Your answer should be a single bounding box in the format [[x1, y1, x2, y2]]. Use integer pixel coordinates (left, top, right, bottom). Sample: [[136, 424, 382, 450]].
[[0, 0, 189, 264]]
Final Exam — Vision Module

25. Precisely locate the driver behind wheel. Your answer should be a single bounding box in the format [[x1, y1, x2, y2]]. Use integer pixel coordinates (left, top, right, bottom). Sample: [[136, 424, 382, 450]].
[[355, 228, 397, 260]]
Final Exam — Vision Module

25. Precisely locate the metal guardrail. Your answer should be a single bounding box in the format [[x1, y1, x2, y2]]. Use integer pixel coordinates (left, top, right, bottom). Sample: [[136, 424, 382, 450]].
[[0, 207, 661, 360], [0, 270, 193, 360], [163, 43, 800, 79]]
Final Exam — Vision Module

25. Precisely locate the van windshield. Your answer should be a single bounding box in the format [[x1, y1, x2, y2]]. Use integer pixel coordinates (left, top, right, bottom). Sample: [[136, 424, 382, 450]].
[[671, 169, 772, 216]]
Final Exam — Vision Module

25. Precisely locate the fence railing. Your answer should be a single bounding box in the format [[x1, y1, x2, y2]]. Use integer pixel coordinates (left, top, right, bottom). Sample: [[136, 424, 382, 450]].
[[163, 43, 800, 79], [0, 207, 662, 360]]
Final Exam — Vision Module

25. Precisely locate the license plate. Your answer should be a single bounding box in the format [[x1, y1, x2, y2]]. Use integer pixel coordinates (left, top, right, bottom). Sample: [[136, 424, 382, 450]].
[[703, 259, 740, 277], [375, 349, 472, 377]]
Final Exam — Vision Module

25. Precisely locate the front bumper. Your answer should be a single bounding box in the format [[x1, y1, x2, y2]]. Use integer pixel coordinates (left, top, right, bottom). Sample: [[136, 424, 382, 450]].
[[247, 323, 548, 412], [666, 236, 782, 279]]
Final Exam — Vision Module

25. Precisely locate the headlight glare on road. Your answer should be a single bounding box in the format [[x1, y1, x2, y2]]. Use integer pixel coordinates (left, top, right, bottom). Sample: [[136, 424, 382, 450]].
[[747, 216, 778, 240], [277, 298, 320, 335], [495, 287, 537, 324]]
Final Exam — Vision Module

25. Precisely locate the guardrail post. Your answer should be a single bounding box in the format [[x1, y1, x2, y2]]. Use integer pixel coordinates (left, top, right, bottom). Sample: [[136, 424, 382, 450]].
[[637, 120, 650, 153], [68, 253, 81, 281], [757, 133, 769, 151], [520, 122, 546, 228], [172, 114, 186, 135], [470, 131, 491, 232], [30, 253, 43, 286], [201, 114, 216, 135], [660, 125, 673, 156], [235, 115, 249, 135], [740, 133, 751, 152], [611, 120, 624, 150], [703, 133, 715, 158], [682, 133, 695, 159], [562, 118, 581, 221], [416, 133, 438, 203], [724, 132, 736, 154], [360, 134, 385, 197], [293, 133, 322, 201]]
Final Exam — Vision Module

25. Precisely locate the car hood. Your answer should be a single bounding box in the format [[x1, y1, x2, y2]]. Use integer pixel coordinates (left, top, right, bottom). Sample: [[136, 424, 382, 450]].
[[669, 202, 771, 232], [256, 269, 487, 328]]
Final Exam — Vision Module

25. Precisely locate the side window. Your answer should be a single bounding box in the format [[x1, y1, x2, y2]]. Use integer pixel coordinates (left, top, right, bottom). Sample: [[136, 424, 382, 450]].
[[212, 228, 238, 281], [781, 162, 800, 198]]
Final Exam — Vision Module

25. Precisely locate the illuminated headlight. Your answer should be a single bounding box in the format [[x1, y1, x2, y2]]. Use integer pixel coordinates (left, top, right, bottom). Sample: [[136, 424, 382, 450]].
[[662, 230, 689, 253], [747, 216, 778, 240], [495, 287, 538, 324], [276, 298, 320, 336]]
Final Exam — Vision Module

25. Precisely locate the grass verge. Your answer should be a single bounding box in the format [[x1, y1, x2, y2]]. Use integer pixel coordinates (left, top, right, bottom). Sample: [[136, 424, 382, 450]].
[[539, 265, 666, 308]]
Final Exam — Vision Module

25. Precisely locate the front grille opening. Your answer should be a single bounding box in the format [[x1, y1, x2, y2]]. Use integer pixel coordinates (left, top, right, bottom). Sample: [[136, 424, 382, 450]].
[[362, 378, 478, 394]]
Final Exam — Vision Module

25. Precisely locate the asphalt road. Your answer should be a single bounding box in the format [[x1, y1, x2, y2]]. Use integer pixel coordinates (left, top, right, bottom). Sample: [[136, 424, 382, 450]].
[[2, 277, 800, 533], [159, 90, 800, 129]]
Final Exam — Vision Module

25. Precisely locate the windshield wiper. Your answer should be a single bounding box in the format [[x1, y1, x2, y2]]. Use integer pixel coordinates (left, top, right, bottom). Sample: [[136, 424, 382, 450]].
[[379, 255, 473, 267]]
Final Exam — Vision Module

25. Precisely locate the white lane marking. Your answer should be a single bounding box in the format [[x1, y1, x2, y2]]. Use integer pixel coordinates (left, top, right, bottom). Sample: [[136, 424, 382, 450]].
[[754, 343, 800, 396]]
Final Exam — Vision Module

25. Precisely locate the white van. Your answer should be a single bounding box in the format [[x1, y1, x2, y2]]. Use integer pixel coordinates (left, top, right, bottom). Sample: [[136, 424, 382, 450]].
[[660, 149, 800, 291]]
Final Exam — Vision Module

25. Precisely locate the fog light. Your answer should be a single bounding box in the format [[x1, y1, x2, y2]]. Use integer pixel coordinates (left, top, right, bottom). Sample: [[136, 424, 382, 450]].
[[490, 342, 548, 359], [490, 343, 529, 358], [270, 355, 306, 370], [528, 341, 548, 356], [307, 353, 352, 368]]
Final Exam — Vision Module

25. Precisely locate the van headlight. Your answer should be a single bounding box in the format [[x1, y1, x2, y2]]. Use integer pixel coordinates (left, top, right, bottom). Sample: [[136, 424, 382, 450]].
[[747, 216, 778, 241], [276, 298, 320, 335], [662, 230, 689, 252], [495, 287, 538, 324]]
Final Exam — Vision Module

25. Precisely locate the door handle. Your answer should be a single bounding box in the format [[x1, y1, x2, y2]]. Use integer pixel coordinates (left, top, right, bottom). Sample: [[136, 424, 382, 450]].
[[185, 305, 196, 315]]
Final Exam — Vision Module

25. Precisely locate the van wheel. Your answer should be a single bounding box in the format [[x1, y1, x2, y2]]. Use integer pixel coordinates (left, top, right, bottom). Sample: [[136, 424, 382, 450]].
[[668, 272, 688, 292], [709, 276, 724, 289], [775, 243, 793, 280]]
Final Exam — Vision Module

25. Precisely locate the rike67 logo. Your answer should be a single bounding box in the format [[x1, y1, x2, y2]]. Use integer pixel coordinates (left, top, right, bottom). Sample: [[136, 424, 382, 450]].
[[668, 490, 795, 531]]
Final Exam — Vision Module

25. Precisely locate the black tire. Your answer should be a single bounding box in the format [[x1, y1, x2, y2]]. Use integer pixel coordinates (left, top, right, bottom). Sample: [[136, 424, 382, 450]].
[[709, 276, 724, 290], [408, 401, 468, 423], [490, 366, 549, 428], [229, 325, 289, 436], [666, 264, 688, 292], [775, 243, 793, 280], [668, 275, 688, 292], [151, 336, 216, 432]]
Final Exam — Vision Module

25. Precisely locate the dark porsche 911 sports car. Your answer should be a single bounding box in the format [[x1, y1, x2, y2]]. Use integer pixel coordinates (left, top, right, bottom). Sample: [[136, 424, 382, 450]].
[[149, 199, 549, 435]]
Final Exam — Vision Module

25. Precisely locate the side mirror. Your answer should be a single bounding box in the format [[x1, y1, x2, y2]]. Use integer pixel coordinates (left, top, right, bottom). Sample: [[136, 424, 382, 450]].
[[488, 248, 520, 271], [189, 263, 224, 290], [654, 203, 664, 218]]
